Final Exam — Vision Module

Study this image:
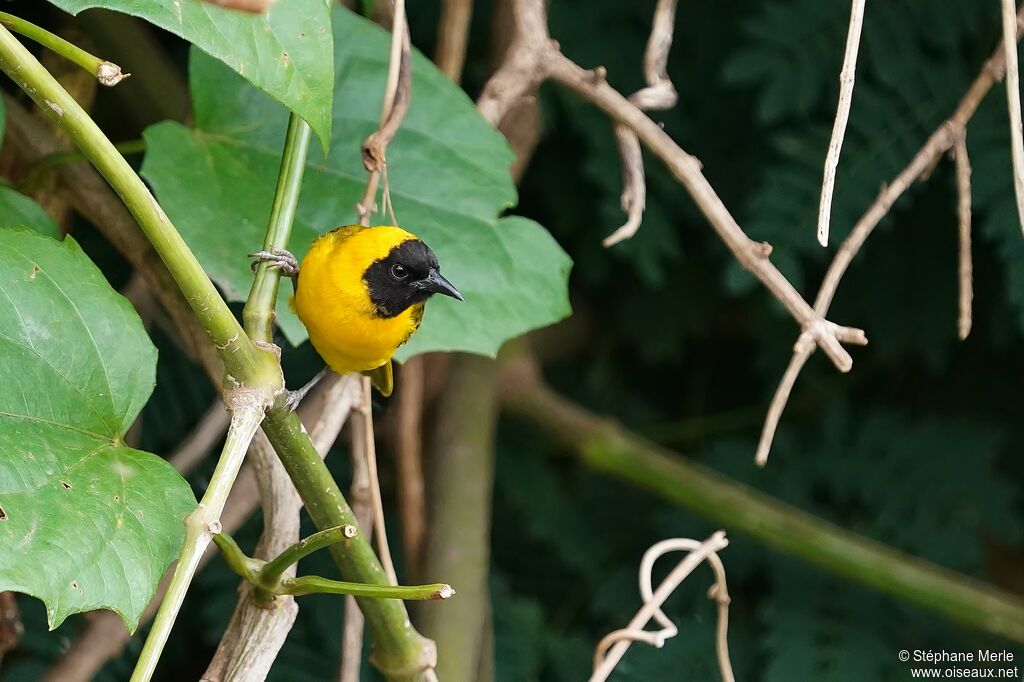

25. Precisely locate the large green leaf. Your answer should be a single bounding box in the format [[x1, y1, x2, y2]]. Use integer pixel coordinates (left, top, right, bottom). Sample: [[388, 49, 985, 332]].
[[0, 188, 60, 237], [141, 10, 572, 359], [0, 229, 195, 632], [46, 0, 333, 147]]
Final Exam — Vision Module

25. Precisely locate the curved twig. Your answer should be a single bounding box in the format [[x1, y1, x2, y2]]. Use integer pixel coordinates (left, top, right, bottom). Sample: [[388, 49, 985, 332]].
[[590, 532, 734, 682], [605, 0, 680, 247]]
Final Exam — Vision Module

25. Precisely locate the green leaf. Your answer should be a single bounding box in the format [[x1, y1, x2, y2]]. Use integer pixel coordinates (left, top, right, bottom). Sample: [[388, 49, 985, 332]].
[[141, 10, 571, 358], [0, 188, 60, 237], [46, 0, 334, 148], [0, 228, 195, 632]]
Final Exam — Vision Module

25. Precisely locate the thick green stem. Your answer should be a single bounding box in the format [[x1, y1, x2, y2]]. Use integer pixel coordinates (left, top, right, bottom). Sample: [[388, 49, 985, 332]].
[[242, 113, 312, 344], [213, 529, 450, 601], [282, 576, 451, 600], [261, 408, 435, 680], [211, 532, 263, 581], [0, 25, 276, 387], [131, 405, 266, 682], [261, 524, 357, 587], [502, 367, 1024, 644], [0, 12, 126, 85]]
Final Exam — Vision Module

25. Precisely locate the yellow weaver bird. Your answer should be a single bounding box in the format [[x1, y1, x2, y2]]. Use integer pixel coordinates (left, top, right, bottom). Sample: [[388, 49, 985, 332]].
[[250, 225, 463, 403]]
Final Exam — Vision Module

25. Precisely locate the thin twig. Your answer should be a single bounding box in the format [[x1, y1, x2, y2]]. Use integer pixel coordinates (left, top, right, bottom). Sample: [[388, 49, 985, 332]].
[[817, 0, 866, 247], [590, 532, 733, 682], [358, 378, 398, 584], [1003, 0, 1024, 236], [605, 0, 679, 247], [392, 357, 427, 579], [954, 134, 974, 340], [358, 0, 412, 223], [756, 9, 1024, 464]]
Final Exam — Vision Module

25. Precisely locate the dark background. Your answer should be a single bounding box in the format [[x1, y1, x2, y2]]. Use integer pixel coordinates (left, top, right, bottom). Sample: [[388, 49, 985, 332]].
[[2, 0, 1024, 680]]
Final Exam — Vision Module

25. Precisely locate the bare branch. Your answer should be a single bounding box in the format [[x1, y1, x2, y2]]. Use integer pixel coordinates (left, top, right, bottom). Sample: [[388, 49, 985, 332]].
[[756, 8, 1024, 464], [198, 0, 277, 13], [605, 0, 679, 247], [359, 0, 412, 223], [339, 376, 380, 682], [546, 53, 865, 372], [475, 0, 552, 127], [817, 0, 866, 247], [590, 532, 734, 682], [954, 134, 974, 340], [392, 357, 427, 579], [1003, 0, 1024, 236], [435, 0, 474, 81]]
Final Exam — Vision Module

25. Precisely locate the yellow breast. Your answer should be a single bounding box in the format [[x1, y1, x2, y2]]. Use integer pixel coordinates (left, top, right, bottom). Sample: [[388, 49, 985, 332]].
[[293, 226, 424, 374]]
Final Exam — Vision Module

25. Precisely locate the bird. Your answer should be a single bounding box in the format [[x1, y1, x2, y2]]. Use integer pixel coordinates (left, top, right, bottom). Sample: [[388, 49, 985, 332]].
[[249, 225, 463, 404]]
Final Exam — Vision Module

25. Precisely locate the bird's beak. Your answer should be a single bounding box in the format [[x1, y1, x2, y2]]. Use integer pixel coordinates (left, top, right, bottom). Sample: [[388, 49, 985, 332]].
[[420, 268, 464, 301]]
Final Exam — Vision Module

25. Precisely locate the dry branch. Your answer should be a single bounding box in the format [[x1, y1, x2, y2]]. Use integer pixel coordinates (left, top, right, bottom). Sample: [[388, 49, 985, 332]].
[[817, 0, 866, 247], [590, 533, 734, 682], [1003, 0, 1024, 235], [391, 357, 428, 579], [954, 134, 974, 340], [605, 0, 680, 247], [756, 7, 1024, 465], [479, 0, 865, 375]]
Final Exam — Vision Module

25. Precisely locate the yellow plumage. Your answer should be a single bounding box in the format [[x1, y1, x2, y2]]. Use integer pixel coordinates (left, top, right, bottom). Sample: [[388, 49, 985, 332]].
[[293, 225, 423, 395]]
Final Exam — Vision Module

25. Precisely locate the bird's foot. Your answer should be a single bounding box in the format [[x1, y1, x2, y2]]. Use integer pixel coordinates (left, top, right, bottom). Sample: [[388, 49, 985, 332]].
[[249, 247, 299, 278], [283, 389, 304, 412], [282, 367, 330, 412]]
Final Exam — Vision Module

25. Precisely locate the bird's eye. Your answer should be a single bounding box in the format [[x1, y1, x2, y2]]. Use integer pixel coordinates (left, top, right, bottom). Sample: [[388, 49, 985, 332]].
[[391, 263, 409, 279]]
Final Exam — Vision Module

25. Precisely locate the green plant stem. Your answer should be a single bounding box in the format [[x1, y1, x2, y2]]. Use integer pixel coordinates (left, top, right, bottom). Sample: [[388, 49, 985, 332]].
[[0, 24, 276, 387], [281, 576, 451, 600], [212, 530, 450, 600], [502, 366, 1024, 644], [261, 407, 435, 680], [131, 406, 265, 682], [242, 113, 312, 344], [0, 12, 100, 73], [260, 525, 356, 586], [18, 139, 146, 194], [212, 532, 263, 581]]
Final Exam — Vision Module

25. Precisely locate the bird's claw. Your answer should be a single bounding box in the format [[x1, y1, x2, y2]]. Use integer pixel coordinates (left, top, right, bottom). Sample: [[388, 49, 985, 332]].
[[283, 389, 303, 412], [249, 247, 299, 278]]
